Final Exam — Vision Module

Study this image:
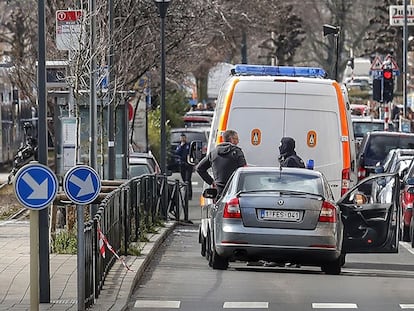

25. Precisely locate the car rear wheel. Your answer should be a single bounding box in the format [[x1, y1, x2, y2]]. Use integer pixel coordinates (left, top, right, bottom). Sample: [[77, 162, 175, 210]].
[[339, 253, 346, 267], [209, 247, 229, 270], [200, 234, 206, 257], [321, 258, 342, 275], [402, 224, 411, 242], [207, 230, 229, 270]]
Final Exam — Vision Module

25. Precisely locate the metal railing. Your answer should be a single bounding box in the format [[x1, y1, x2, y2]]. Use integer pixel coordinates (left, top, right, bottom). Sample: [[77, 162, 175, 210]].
[[83, 174, 188, 308]]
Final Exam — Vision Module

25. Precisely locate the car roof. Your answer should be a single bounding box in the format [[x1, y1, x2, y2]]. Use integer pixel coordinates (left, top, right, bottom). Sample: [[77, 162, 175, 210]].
[[366, 131, 414, 137], [185, 110, 214, 117], [171, 127, 210, 133], [129, 157, 151, 164], [130, 152, 156, 159], [236, 166, 323, 177], [352, 117, 384, 123]]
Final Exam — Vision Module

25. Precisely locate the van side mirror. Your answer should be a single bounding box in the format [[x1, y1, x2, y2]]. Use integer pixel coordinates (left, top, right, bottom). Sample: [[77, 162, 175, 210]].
[[189, 140, 203, 165]]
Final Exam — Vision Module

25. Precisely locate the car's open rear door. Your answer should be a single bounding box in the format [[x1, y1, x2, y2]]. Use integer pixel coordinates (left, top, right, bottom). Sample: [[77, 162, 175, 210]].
[[337, 173, 400, 253]]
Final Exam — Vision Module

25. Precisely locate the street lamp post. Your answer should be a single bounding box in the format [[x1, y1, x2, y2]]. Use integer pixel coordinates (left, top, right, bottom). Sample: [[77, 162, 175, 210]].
[[323, 24, 340, 81], [154, 0, 170, 175]]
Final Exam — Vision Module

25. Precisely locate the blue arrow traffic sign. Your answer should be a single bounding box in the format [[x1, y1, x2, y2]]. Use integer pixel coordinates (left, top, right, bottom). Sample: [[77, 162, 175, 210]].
[[14, 163, 58, 210], [63, 165, 101, 205]]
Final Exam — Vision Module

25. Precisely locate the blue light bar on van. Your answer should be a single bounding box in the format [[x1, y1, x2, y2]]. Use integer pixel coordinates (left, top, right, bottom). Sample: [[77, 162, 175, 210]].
[[232, 64, 327, 78]]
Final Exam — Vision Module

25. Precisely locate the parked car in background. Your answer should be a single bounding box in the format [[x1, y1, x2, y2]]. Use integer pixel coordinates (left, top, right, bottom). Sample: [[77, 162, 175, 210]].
[[183, 110, 214, 127], [356, 131, 414, 181], [351, 117, 384, 150], [129, 152, 161, 178], [168, 127, 210, 173], [183, 115, 212, 127], [371, 148, 414, 202], [350, 104, 369, 116], [200, 166, 400, 275], [345, 77, 372, 92], [185, 110, 214, 118]]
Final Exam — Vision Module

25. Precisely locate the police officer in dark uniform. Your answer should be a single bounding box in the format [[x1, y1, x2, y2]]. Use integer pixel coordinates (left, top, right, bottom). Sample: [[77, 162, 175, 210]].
[[197, 129, 246, 196], [278, 137, 305, 168], [175, 133, 193, 200]]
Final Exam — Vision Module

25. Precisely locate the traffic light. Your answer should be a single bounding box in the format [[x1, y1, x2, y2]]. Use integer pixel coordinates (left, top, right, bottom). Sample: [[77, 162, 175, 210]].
[[383, 68, 394, 102]]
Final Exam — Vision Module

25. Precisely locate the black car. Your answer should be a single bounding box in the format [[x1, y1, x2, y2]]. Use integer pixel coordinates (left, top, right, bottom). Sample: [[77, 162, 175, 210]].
[[356, 131, 414, 181], [168, 127, 210, 172], [351, 117, 384, 151]]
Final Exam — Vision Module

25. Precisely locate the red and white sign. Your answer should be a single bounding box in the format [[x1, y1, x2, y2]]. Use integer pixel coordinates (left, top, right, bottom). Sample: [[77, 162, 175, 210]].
[[370, 56, 383, 71], [383, 54, 400, 70], [389, 5, 414, 26], [56, 10, 84, 51]]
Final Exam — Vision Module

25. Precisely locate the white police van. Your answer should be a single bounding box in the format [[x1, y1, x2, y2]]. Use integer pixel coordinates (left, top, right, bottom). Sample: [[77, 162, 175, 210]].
[[199, 64, 357, 201]]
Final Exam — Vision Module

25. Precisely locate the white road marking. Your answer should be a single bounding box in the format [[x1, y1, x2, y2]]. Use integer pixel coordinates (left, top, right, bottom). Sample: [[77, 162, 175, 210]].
[[223, 302, 269, 308], [400, 241, 414, 255], [133, 300, 180, 308], [400, 304, 414, 309], [312, 303, 358, 309]]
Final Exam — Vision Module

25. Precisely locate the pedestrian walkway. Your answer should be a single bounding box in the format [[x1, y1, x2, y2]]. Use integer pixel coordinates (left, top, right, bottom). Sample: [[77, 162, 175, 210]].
[[0, 218, 177, 311], [0, 170, 203, 310]]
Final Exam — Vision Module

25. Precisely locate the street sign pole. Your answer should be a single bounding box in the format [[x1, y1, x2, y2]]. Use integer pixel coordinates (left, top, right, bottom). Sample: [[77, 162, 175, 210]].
[[77, 205, 85, 311], [63, 165, 101, 310], [13, 163, 58, 310], [30, 210, 39, 311], [403, 0, 408, 118]]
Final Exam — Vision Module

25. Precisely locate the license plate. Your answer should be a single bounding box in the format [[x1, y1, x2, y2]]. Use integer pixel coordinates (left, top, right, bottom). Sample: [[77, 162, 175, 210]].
[[260, 209, 300, 221]]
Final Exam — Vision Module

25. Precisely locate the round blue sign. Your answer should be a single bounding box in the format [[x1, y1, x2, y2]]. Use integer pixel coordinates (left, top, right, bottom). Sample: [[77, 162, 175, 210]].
[[14, 163, 58, 210], [63, 165, 101, 205]]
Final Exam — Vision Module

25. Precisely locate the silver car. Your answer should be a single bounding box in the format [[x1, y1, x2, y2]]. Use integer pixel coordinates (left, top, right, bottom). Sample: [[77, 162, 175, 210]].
[[200, 167, 400, 274]]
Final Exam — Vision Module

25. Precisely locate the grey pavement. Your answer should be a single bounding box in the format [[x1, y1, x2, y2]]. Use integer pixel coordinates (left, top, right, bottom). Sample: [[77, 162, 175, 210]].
[[0, 175, 203, 311], [0, 219, 178, 311]]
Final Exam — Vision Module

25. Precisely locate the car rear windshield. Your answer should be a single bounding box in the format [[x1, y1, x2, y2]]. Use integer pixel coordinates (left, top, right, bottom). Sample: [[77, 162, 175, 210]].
[[238, 172, 323, 195], [171, 131, 207, 143], [129, 164, 151, 177], [353, 121, 384, 138], [366, 136, 414, 163]]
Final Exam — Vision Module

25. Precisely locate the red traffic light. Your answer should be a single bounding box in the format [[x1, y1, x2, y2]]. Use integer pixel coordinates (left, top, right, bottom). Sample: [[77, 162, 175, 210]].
[[383, 69, 393, 80]]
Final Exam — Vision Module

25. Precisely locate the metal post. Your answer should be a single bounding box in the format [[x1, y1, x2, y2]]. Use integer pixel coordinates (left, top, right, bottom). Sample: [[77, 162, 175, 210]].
[[335, 32, 340, 82], [30, 210, 39, 310], [77, 205, 85, 310], [37, 0, 50, 302], [90, 0, 97, 171], [154, 0, 170, 175], [160, 15, 166, 175], [90, 0, 98, 217], [403, 0, 408, 118], [108, 0, 115, 179]]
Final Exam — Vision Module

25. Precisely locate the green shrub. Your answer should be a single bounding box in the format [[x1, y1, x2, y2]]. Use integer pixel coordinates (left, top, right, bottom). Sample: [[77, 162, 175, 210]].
[[53, 228, 77, 254]]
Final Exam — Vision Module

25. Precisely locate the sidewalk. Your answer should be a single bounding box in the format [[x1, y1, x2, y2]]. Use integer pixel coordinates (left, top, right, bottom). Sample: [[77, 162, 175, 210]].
[[0, 219, 177, 311]]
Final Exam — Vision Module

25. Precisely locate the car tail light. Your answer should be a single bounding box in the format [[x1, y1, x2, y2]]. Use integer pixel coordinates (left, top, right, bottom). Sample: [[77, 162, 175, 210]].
[[403, 190, 414, 209], [223, 197, 241, 218], [319, 201, 337, 223], [341, 168, 350, 196], [357, 166, 366, 181]]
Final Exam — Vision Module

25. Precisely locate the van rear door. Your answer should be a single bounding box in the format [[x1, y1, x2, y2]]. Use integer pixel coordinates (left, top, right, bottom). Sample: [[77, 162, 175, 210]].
[[227, 78, 352, 200]]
